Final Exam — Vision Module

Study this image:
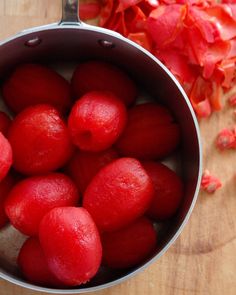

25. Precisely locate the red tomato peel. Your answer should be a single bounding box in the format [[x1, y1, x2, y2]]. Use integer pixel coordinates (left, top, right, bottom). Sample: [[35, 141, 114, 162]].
[[216, 127, 236, 150], [228, 93, 236, 105], [201, 170, 222, 194], [79, 2, 101, 21], [98, 0, 236, 118]]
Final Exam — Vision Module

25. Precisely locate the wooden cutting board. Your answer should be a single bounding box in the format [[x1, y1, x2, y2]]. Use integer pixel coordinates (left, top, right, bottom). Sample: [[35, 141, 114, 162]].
[[1, 1, 236, 294]]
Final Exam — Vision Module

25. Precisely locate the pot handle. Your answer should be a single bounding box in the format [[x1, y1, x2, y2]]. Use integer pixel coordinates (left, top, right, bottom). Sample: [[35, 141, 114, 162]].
[[60, 0, 81, 25]]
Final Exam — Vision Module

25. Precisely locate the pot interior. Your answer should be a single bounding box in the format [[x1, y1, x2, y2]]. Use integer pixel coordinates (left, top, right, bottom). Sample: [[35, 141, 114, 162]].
[[0, 25, 201, 292]]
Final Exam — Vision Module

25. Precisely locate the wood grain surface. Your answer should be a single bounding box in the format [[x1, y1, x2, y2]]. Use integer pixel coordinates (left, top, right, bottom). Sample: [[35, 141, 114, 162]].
[[1, 1, 236, 294]]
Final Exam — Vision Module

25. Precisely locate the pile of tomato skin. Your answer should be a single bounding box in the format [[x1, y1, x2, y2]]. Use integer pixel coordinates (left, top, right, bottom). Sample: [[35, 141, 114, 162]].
[[0, 60, 183, 288], [82, 0, 236, 118]]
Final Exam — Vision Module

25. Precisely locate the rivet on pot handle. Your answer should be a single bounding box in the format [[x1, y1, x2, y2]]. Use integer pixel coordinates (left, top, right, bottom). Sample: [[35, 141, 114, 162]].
[[60, 0, 81, 25]]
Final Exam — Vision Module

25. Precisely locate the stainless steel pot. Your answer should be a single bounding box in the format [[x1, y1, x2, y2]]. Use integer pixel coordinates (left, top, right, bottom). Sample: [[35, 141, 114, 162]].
[[0, 0, 202, 293]]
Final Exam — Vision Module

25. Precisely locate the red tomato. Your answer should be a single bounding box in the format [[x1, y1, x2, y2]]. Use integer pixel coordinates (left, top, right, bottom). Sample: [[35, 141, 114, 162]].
[[0, 111, 11, 136], [39, 207, 102, 286], [0, 132, 12, 181], [71, 61, 137, 106], [66, 148, 119, 194], [83, 157, 154, 232], [102, 217, 157, 269], [143, 161, 183, 220], [18, 237, 63, 287], [116, 103, 180, 160], [0, 174, 15, 229], [2, 64, 72, 114], [5, 173, 79, 236], [8, 105, 73, 175], [68, 91, 127, 152]]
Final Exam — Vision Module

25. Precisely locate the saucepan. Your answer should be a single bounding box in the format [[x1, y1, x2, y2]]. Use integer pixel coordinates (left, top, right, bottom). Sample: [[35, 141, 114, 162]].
[[0, 0, 202, 293]]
